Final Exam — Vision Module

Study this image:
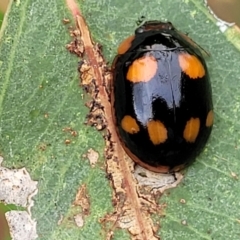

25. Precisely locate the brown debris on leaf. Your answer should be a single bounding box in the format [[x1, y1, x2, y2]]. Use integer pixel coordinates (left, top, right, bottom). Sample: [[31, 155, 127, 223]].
[[66, 1, 182, 239], [73, 184, 90, 216], [62, 127, 78, 137], [62, 18, 71, 24], [57, 184, 90, 229], [74, 213, 84, 228], [85, 148, 99, 167]]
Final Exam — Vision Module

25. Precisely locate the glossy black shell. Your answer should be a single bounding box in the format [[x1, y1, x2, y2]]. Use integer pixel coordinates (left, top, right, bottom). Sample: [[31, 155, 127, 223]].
[[112, 21, 213, 172]]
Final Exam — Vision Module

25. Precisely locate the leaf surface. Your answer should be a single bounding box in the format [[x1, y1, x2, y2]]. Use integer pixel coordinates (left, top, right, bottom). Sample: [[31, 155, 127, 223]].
[[0, 0, 240, 239]]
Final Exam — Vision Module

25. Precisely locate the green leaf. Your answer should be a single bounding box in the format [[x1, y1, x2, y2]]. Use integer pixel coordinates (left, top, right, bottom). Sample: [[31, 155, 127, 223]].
[[0, 0, 240, 240], [0, 1, 112, 239], [0, 12, 4, 28]]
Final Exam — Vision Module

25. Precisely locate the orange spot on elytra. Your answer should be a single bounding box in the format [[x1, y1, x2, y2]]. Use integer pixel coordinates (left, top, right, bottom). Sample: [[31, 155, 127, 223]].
[[117, 35, 135, 54], [127, 55, 158, 83], [147, 120, 167, 145], [206, 110, 214, 127], [183, 117, 200, 143], [121, 115, 140, 134], [178, 53, 205, 79]]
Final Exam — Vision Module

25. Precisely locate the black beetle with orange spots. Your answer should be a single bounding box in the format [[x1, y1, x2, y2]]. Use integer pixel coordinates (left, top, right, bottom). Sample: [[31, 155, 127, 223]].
[[111, 21, 213, 173]]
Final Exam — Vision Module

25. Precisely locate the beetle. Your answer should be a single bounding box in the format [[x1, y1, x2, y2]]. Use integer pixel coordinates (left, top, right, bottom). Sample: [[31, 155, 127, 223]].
[[111, 21, 213, 173]]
